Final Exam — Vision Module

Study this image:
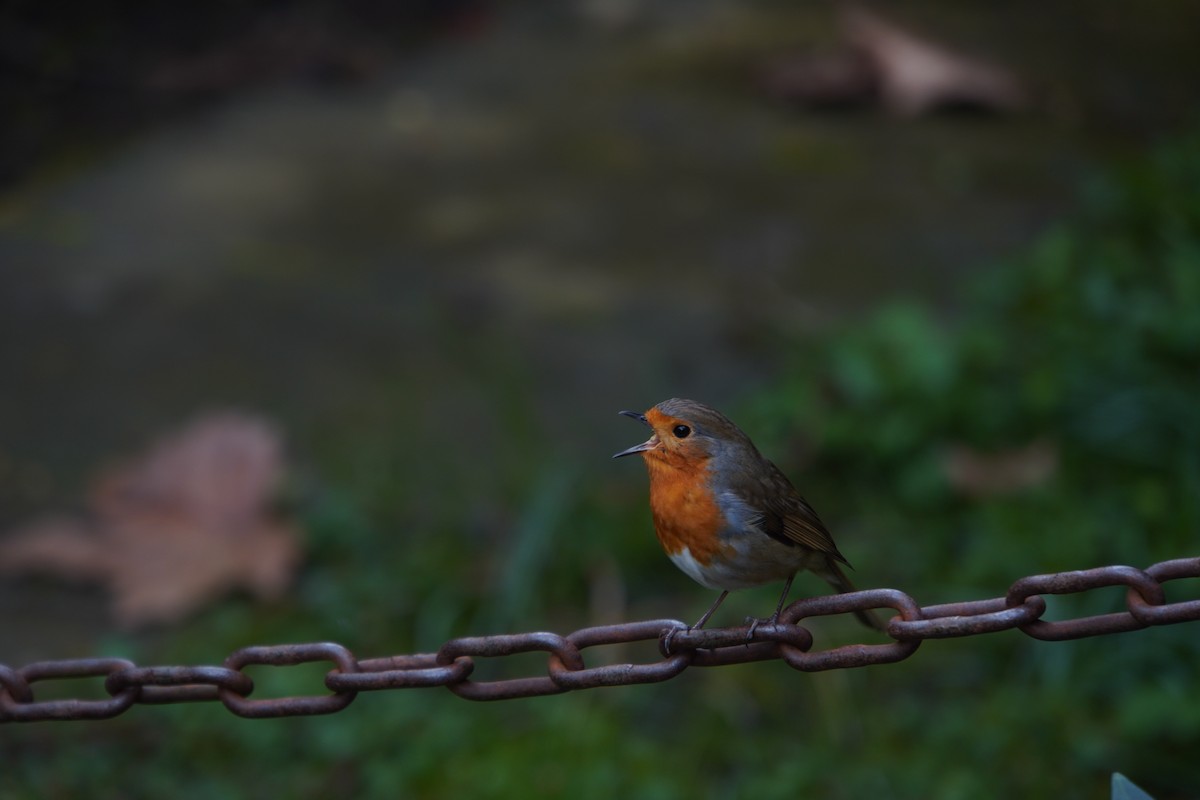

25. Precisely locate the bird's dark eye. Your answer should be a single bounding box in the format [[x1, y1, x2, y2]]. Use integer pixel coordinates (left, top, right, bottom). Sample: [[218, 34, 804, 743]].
[[672, 424, 691, 439]]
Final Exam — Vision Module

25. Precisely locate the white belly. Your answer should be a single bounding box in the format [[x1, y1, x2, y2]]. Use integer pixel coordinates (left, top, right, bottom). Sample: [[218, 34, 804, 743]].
[[667, 547, 721, 589], [667, 537, 811, 591]]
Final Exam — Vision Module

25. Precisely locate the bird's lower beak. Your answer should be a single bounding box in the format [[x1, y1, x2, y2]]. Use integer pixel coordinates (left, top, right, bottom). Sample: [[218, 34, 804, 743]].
[[612, 436, 658, 459], [614, 409, 656, 458]]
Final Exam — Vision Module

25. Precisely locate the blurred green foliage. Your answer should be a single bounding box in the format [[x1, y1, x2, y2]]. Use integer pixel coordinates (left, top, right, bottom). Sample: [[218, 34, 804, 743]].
[[5, 130, 1200, 799]]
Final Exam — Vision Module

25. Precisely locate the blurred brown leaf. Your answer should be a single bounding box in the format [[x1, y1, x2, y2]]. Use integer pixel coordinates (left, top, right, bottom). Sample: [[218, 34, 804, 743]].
[[0, 413, 301, 628], [762, 5, 1027, 116], [941, 439, 1059, 498]]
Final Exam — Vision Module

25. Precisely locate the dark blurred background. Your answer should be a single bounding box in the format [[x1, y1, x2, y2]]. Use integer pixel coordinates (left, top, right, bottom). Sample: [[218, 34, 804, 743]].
[[1, 1, 1198, 797]]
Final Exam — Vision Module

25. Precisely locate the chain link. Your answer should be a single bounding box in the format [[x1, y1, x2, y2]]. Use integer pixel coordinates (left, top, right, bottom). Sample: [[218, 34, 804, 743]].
[[2, 557, 1197, 721]]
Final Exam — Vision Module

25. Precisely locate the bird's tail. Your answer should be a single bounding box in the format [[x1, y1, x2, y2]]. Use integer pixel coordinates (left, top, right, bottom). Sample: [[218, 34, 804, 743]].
[[817, 559, 887, 632]]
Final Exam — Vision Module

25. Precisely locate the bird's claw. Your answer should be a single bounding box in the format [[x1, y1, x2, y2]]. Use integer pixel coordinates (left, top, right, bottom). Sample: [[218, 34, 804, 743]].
[[661, 625, 691, 655], [744, 613, 780, 642]]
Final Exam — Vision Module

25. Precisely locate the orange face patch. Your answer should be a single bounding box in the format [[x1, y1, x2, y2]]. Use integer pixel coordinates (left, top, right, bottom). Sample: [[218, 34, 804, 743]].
[[640, 408, 708, 468]]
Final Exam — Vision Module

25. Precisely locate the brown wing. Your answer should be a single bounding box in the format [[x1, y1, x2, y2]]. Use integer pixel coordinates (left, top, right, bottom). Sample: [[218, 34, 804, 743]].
[[748, 460, 849, 565]]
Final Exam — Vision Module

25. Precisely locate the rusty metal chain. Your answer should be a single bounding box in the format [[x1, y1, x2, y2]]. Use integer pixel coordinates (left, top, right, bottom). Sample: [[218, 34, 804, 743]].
[[2, 557, 1197, 722]]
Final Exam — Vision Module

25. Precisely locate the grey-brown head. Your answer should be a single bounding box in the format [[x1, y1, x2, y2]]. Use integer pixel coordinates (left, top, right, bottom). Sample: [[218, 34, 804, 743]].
[[612, 398, 760, 467]]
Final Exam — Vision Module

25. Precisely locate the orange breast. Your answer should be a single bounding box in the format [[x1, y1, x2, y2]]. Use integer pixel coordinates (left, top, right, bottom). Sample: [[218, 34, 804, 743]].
[[645, 456, 727, 565]]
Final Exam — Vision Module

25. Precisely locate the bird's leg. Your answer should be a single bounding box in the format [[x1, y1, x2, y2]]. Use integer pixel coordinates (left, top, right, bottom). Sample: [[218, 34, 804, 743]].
[[663, 590, 729, 654], [692, 589, 730, 630], [768, 573, 796, 624], [746, 573, 795, 640]]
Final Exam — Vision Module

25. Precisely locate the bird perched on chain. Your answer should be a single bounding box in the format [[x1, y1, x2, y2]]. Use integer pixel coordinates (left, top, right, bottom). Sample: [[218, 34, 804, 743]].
[[614, 397, 882, 641]]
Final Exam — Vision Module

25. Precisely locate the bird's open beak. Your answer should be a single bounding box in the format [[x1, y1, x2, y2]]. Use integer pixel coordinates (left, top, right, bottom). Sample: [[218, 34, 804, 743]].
[[613, 410, 657, 458]]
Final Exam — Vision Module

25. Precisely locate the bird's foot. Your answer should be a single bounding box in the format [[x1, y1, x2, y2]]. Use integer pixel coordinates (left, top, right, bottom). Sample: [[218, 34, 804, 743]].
[[744, 612, 781, 642], [661, 625, 692, 655]]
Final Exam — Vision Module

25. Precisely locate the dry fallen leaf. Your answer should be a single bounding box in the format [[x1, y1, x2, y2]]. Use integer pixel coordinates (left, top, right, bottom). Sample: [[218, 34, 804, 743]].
[[843, 6, 1027, 116], [0, 413, 301, 628], [941, 439, 1059, 498], [762, 5, 1027, 116]]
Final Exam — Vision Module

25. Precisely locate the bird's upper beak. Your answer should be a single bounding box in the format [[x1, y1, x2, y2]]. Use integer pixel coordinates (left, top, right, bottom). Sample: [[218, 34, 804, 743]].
[[613, 410, 658, 458]]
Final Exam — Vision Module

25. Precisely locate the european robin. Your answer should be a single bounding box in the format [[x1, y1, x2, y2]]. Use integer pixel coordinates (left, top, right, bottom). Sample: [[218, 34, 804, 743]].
[[614, 397, 882, 636]]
